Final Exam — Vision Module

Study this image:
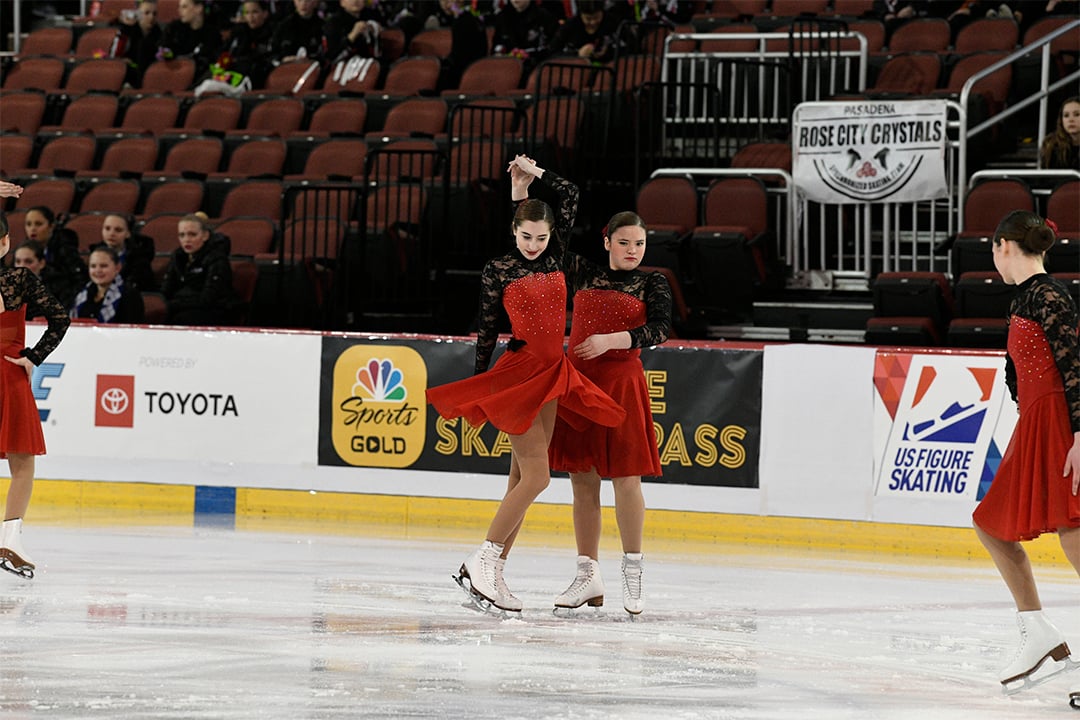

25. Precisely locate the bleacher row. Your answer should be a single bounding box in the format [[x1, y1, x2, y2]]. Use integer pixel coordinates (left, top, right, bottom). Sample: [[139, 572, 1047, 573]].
[[1, 2, 1078, 337], [866, 178, 1080, 348]]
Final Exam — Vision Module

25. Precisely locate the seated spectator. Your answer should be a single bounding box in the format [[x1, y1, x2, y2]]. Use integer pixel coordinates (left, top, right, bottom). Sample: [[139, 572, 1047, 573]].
[[23, 207, 87, 310], [160, 213, 237, 326], [550, 0, 622, 64], [222, 0, 277, 88], [1040, 96, 1080, 170], [12, 240, 58, 318], [158, 0, 223, 78], [116, 0, 163, 87], [423, 0, 460, 30], [270, 0, 324, 63], [492, 0, 558, 70], [70, 246, 145, 324], [324, 0, 387, 65], [95, 214, 157, 292]]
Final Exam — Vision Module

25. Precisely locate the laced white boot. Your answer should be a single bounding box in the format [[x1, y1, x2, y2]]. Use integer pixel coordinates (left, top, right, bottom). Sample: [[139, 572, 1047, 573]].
[[621, 553, 644, 615], [1000, 610, 1071, 687], [0, 518, 35, 579], [494, 556, 522, 612], [554, 555, 604, 609], [459, 540, 502, 603], [1070, 682, 1080, 710]]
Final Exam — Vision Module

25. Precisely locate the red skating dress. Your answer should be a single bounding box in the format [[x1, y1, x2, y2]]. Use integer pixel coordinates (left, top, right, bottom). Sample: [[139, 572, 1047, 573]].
[[0, 268, 70, 458], [973, 274, 1080, 541], [549, 263, 672, 478], [426, 172, 625, 435]]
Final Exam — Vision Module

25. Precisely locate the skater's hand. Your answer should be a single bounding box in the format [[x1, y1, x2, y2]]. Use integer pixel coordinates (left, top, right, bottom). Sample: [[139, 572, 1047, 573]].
[[509, 156, 542, 200], [1064, 433, 1080, 496], [0, 181, 23, 199], [4, 355, 33, 378], [573, 332, 630, 361]]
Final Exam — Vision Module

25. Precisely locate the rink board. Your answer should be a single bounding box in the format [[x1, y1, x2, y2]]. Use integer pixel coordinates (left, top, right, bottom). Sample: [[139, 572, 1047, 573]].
[[14, 322, 1059, 555]]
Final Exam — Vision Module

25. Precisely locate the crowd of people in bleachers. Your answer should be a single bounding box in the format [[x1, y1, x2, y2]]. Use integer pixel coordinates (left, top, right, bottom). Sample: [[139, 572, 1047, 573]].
[[0, 0, 1077, 339]]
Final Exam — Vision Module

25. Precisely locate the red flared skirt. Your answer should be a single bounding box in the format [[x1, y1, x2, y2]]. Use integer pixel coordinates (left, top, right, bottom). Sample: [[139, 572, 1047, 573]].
[[427, 345, 625, 436], [0, 308, 46, 457], [549, 356, 661, 478], [973, 391, 1080, 541]]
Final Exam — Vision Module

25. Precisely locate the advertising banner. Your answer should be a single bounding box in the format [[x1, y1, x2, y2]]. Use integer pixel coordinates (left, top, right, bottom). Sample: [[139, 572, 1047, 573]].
[[793, 99, 949, 204], [29, 324, 321, 465], [318, 337, 763, 488], [872, 351, 1016, 505]]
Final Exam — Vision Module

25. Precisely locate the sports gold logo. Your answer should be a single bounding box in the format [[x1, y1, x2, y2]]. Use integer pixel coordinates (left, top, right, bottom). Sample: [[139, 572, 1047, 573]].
[[331, 346, 426, 467]]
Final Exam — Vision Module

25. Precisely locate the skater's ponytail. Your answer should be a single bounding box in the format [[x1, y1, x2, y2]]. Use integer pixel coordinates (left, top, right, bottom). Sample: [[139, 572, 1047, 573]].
[[995, 210, 1057, 256]]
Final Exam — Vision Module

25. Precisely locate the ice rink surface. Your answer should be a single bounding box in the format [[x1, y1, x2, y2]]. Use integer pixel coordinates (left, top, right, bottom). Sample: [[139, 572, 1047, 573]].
[[0, 518, 1077, 719]]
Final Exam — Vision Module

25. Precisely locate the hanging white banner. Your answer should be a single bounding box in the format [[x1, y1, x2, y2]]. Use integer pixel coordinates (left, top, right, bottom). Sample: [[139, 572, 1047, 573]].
[[792, 100, 949, 204]]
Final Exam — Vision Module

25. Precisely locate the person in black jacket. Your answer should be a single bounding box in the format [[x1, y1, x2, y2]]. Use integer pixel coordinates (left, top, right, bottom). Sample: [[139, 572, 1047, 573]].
[[491, 0, 557, 69], [323, 0, 386, 65], [22, 206, 86, 311], [96, 214, 157, 292], [160, 214, 236, 326], [223, 0, 277, 87], [70, 246, 145, 324], [158, 0, 223, 77], [270, 0, 325, 63], [116, 0, 164, 87], [550, 0, 621, 64]]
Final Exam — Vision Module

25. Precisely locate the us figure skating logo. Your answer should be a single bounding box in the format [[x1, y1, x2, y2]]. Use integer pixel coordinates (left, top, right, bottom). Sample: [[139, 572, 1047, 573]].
[[874, 353, 1007, 501], [330, 347, 426, 468]]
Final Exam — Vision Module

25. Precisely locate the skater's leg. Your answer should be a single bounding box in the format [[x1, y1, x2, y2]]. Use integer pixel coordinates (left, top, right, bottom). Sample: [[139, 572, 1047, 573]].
[[4, 453, 34, 521], [975, 522, 1041, 610], [611, 476, 644, 555], [1058, 526, 1080, 578], [499, 453, 525, 556], [570, 470, 602, 559], [485, 400, 557, 544]]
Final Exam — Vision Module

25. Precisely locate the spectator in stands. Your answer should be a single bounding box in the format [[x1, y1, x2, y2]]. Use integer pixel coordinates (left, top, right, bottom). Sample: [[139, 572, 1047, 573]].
[[550, 0, 622, 64], [491, 0, 558, 70], [270, 0, 325, 63], [1040, 96, 1080, 170], [70, 246, 145, 324], [158, 0, 223, 78], [422, 0, 460, 29], [160, 213, 236, 326], [116, 0, 164, 87], [222, 0, 278, 88], [95, 214, 158, 292], [23, 207, 86, 311], [11, 241, 63, 318], [324, 0, 386, 65], [872, 0, 929, 42]]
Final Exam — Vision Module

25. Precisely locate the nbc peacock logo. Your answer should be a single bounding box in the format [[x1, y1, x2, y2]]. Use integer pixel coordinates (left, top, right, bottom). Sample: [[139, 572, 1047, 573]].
[[331, 346, 426, 467]]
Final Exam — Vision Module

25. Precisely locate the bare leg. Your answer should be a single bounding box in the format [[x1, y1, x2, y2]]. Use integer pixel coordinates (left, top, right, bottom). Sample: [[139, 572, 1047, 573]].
[[500, 453, 524, 556], [485, 400, 557, 546], [1059, 526, 1080, 578], [4, 453, 34, 521], [975, 522, 1041, 611], [570, 470, 602, 558], [611, 476, 644, 555]]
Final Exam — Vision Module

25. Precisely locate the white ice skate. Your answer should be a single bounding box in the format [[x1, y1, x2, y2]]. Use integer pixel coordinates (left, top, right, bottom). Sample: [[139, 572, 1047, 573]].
[[0, 518, 35, 580], [452, 541, 521, 615], [621, 553, 644, 617], [495, 556, 523, 612], [1000, 610, 1080, 695], [554, 555, 603, 614], [1070, 683, 1079, 710]]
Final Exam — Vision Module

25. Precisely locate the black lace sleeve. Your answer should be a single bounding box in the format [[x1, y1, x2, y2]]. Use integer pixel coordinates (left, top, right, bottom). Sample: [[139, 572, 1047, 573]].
[[1004, 339, 1017, 405], [628, 270, 673, 349], [474, 259, 503, 374], [539, 169, 578, 264], [2, 268, 70, 365], [1033, 278, 1080, 431]]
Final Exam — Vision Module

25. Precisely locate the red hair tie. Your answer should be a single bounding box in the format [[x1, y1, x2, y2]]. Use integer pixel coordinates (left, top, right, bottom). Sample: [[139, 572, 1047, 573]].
[[600, 224, 608, 238], [1046, 218, 1059, 235]]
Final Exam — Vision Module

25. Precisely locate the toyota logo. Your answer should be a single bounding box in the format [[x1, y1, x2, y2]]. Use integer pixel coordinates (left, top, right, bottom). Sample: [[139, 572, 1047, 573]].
[[100, 387, 130, 415]]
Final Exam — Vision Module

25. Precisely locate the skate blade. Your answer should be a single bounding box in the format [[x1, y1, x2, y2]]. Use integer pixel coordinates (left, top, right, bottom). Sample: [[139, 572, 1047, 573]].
[[1069, 690, 1079, 710], [451, 572, 518, 618], [0, 558, 34, 580], [1002, 656, 1080, 696], [553, 604, 604, 619]]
